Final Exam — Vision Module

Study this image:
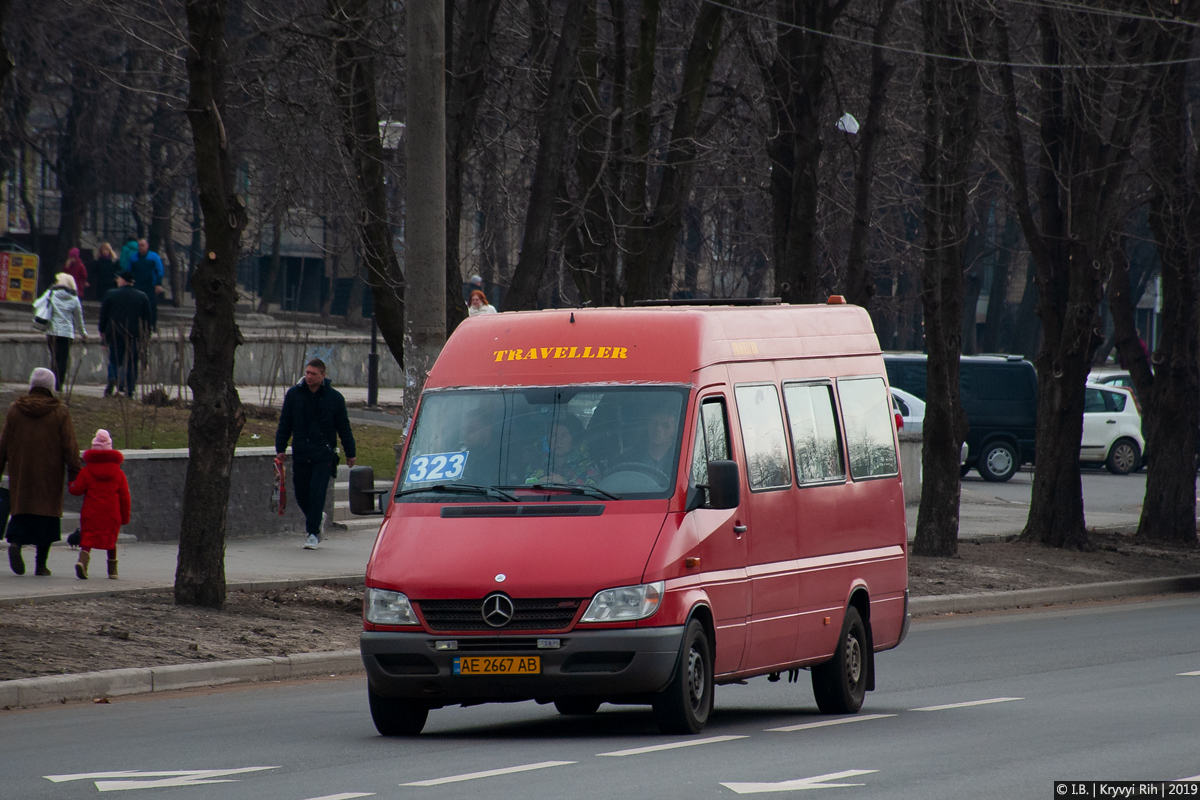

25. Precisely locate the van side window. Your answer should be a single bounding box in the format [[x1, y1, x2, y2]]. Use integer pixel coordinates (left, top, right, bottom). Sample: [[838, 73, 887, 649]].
[[689, 398, 731, 492], [734, 385, 791, 490], [838, 377, 899, 479], [782, 382, 845, 484]]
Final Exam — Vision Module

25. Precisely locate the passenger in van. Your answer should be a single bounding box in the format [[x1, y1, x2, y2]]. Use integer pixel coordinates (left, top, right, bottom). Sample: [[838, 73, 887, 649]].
[[524, 417, 598, 486], [457, 412, 503, 485]]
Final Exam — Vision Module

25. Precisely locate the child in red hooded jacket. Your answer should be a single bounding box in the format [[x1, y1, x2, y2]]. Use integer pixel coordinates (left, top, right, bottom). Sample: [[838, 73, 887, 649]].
[[68, 429, 130, 579]]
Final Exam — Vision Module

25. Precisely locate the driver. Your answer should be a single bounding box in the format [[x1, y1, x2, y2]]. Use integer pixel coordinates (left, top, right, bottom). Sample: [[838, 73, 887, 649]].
[[639, 409, 679, 476]]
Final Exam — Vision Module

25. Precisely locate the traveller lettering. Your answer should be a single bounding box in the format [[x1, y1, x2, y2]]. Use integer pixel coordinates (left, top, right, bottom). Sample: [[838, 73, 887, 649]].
[[492, 346, 630, 362]]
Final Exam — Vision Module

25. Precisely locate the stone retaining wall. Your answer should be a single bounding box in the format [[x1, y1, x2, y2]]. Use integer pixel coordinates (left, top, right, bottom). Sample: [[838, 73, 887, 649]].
[[51, 447, 330, 542], [0, 332, 403, 389]]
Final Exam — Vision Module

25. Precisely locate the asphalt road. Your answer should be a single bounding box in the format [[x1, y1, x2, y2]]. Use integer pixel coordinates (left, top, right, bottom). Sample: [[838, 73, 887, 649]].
[[963, 467, 1149, 518], [4, 596, 1199, 799]]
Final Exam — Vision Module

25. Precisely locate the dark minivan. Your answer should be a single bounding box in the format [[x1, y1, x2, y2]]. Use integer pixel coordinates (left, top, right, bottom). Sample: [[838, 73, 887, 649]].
[[884, 354, 1038, 482]]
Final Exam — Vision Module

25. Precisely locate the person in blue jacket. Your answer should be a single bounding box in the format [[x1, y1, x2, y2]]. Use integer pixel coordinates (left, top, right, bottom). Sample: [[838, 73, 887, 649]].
[[274, 359, 356, 550], [128, 239, 165, 331]]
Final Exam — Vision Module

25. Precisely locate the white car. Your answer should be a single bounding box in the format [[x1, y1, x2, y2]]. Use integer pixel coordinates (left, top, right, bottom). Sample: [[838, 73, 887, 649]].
[[1082, 383, 1143, 474], [890, 387, 925, 435]]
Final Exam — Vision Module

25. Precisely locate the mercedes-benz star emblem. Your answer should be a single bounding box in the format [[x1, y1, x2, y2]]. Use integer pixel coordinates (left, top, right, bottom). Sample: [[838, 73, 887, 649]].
[[481, 593, 515, 628]]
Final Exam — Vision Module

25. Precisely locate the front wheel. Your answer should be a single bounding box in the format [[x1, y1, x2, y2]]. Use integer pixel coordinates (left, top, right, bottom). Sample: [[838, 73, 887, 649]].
[[811, 606, 868, 714], [652, 619, 713, 734], [978, 441, 1018, 482], [368, 687, 428, 735], [1105, 438, 1140, 475]]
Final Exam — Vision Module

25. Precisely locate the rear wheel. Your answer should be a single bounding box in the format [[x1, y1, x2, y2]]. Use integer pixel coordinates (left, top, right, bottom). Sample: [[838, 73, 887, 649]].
[[652, 619, 713, 734], [554, 698, 601, 715], [978, 441, 1018, 482], [811, 607, 868, 714], [368, 687, 429, 735], [1105, 438, 1140, 475]]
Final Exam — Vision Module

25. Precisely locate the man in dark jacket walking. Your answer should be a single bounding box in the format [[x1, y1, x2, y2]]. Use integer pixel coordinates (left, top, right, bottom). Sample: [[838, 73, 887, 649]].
[[274, 359, 356, 549], [99, 271, 152, 398]]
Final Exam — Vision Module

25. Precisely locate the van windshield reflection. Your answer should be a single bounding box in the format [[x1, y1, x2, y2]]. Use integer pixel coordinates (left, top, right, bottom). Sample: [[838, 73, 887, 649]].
[[396, 386, 689, 502]]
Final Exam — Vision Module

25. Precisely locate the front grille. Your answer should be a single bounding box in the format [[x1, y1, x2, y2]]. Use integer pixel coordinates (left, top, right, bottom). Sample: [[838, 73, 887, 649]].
[[417, 598, 583, 631], [433, 637, 553, 652]]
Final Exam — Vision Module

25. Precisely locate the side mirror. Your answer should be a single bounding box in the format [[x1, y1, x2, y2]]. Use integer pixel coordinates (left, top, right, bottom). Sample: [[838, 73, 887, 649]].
[[705, 460, 740, 510], [349, 465, 386, 515]]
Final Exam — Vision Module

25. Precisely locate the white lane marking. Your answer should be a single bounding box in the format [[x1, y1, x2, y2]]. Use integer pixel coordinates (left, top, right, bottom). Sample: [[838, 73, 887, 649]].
[[304, 795, 375, 800], [767, 714, 895, 732], [722, 769, 878, 794], [1178, 671, 1200, 676], [910, 697, 1023, 712], [597, 734, 748, 757], [402, 761, 574, 787], [1179, 776, 1200, 781], [45, 767, 281, 792]]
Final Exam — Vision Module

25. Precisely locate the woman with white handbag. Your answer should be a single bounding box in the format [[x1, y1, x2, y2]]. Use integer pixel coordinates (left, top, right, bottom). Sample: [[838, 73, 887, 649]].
[[33, 273, 87, 391]]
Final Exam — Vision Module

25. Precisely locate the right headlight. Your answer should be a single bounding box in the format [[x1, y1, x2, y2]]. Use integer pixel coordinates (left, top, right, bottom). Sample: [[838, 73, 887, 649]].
[[365, 588, 419, 626], [580, 581, 664, 622]]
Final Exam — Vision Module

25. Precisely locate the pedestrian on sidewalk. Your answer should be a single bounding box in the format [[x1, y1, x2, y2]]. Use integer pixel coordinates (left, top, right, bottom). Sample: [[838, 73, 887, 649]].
[[99, 271, 151, 398], [68, 430, 130, 580], [129, 239, 165, 332], [275, 359, 356, 550], [35, 273, 87, 392], [0, 368, 83, 576], [88, 242, 119, 301], [63, 248, 89, 299]]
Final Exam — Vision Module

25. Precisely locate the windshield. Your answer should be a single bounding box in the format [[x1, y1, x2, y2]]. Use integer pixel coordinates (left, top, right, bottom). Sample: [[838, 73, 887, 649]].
[[398, 385, 689, 502]]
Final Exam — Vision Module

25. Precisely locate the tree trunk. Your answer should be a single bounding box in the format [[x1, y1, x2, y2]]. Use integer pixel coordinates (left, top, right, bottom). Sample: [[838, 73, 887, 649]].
[[997, 12, 1152, 549], [911, 0, 982, 558], [444, 0, 502, 333], [756, 1, 849, 305], [980, 212, 1018, 353], [176, 0, 248, 609], [623, 2, 723, 303], [329, 0, 406, 367], [1111, 18, 1199, 547], [503, 1, 586, 310], [843, 0, 897, 306]]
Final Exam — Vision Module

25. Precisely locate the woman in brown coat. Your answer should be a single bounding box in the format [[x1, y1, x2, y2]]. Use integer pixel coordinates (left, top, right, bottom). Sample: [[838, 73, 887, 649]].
[[0, 368, 83, 576]]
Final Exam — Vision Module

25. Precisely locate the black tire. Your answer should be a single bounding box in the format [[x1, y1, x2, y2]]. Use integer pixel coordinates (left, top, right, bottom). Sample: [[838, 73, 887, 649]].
[[554, 698, 601, 715], [652, 619, 714, 734], [977, 441, 1018, 482], [1105, 438, 1140, 475], [811, 606, 868, 715], [368, 687, 429, 735]]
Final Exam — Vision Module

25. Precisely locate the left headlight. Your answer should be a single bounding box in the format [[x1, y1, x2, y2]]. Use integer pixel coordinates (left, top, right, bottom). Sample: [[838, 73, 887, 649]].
[[580, 581, 664, 622], [365, 588, 420, 625]]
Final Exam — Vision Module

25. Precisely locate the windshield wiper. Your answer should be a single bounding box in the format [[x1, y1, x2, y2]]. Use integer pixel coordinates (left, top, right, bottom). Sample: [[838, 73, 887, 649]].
[[514, 482, 621, 501], [396, 483, 518, 502]]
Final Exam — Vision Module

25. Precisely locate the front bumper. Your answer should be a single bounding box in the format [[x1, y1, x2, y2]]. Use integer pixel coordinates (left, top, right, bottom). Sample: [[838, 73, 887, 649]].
[[361, 626, 685, 705]]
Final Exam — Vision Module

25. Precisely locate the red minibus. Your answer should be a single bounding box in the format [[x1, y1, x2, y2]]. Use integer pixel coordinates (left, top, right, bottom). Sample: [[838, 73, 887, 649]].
[[353, 301, 909, 735]]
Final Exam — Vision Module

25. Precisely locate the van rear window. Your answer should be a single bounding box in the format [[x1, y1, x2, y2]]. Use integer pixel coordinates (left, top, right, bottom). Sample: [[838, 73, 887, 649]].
[[837, 377, 899, 479], [398, 386, 688, 502]]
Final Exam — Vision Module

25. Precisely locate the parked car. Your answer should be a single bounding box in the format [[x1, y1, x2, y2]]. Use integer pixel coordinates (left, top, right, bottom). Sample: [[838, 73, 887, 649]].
[[884, 354, 1038, 482], [890, 387, 925, 435], [1088, 369, 1138, 404], [1082, 383, 1143, 474]]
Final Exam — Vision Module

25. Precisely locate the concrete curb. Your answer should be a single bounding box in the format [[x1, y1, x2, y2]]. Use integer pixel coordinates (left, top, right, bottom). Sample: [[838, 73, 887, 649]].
[[0, 650, 362, 710], [0, 575, 366, 608], [910, 574, 1200, 615]]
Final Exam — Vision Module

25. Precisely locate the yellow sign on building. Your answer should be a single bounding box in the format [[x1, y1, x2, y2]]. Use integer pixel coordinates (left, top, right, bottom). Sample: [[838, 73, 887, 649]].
[[0, 252, 40, 303]]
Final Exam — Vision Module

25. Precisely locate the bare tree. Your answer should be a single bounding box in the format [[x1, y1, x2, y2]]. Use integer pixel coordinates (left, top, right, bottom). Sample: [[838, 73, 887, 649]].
[[175, 0, 249, 609], [911, 0, 984, 558], [1108, 6, 1200, 548], [997, 7, 1154, 549]]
